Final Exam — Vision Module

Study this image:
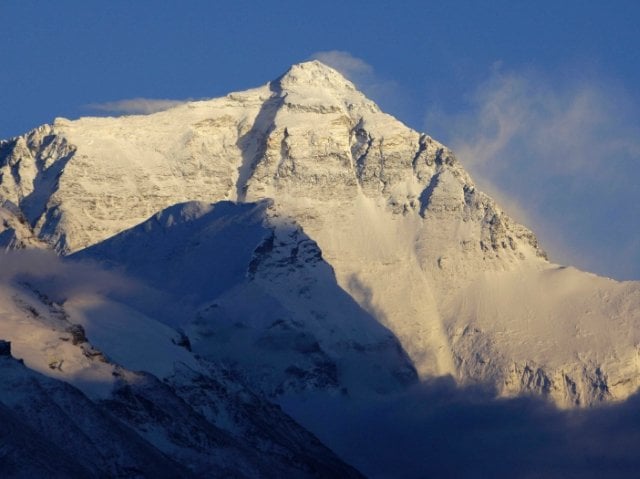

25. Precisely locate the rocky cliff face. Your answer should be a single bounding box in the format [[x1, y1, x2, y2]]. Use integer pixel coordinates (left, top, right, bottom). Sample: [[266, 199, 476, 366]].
[[0, 201, 46, 250], [1, 60, 639, 414]]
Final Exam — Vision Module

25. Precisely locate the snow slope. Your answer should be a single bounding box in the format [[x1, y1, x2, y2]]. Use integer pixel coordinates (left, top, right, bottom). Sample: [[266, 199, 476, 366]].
[[0, 251, 364, 477], [0, 353, 191, 478], [445, 265, 640, 405]]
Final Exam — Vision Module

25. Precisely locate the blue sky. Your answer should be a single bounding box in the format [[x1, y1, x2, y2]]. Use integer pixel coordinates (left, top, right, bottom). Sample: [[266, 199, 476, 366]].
[[1, 0, 639, 279]]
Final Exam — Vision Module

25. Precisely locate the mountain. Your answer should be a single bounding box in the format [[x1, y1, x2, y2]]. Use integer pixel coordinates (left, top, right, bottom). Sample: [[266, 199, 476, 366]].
[[0, 255, 363, 477], [1, 61, 639, 476], [73, 200, 417, 398]]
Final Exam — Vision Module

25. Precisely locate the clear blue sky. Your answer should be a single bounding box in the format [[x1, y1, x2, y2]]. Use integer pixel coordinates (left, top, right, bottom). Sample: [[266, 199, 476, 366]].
[[1, 0, 639, 279]]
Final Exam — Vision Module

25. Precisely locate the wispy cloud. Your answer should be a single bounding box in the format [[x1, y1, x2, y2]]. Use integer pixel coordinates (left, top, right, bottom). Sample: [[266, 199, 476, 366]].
[[310, 50, 374, 82], [440, 68, 640, 177], [0, 249, 138, 300], [427, 66, 640, 279], [87, 98, 189, 115]]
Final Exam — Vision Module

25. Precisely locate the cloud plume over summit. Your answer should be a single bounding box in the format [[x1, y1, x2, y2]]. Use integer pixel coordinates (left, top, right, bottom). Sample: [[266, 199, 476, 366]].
[[87, 98, 188, 115], [428, 67, 640, 280]]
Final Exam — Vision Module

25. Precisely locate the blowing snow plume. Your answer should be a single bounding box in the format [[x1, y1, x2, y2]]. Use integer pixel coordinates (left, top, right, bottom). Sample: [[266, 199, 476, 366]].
[[427, 66, 640, 280]]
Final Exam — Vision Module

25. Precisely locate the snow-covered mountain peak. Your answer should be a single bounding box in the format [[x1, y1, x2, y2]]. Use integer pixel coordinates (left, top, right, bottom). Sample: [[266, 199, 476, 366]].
[[265, 61, 380, 119], [1, 62, 639, 413], [276, 60, 358, 93]]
